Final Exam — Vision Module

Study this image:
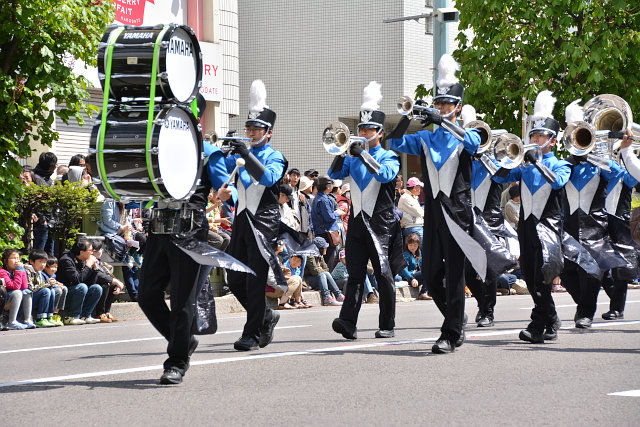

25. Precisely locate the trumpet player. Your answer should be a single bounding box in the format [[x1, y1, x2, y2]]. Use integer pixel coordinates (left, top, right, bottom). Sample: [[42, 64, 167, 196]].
[[560, 100, 628, 329], [220, 80, 287, 352], [329, 82, 405, 340], [461, 106, 518, 328], [493, 91, 574, 343], [388, 55, 513, 353]]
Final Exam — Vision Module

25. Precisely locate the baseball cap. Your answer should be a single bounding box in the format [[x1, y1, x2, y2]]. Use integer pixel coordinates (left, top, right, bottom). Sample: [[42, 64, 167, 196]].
[[407, 177, 424, 188]]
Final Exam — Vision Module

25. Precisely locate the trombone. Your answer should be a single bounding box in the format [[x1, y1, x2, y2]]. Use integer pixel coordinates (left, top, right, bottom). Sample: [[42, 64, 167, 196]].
[[204, 130, 252, 153], [322, 121, 381, 173], [562, 121, 611, 171]]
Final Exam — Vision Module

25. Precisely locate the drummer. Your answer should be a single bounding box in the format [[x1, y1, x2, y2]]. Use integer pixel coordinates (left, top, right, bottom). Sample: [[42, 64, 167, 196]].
[[138, 96, 238, 385]]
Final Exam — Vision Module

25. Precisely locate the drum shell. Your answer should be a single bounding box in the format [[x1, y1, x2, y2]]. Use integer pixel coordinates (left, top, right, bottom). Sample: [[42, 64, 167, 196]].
[[89, 106, 203, 200], [98, 24, 202, 104]]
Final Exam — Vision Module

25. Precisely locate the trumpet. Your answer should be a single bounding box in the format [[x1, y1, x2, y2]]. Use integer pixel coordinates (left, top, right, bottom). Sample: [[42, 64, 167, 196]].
[[465, 120, 508, 155], [204, 130, 252, 153], [322, 121, 381, 173], [396, 95, 438, 119]]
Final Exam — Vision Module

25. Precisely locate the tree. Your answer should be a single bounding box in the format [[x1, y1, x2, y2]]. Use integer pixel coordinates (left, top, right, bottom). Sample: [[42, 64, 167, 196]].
[[17, 182, 99, 254], [449, 0, 640, 136], [0, 0, 114, 251]]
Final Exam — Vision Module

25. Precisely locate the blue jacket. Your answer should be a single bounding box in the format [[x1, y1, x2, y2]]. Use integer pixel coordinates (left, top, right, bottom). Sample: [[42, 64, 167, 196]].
[[311, 192, 340, 232], [398, 250, 420, 281]]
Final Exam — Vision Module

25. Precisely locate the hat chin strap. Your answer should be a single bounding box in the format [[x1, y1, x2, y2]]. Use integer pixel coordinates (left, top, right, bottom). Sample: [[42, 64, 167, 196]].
[[441, 101, 461, 119], [250, 130, 270, 147], [364, 128, 383, 150]]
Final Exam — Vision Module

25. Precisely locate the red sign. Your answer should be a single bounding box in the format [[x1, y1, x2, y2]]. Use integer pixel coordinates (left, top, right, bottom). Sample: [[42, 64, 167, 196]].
[[113, 0, 155, 26]]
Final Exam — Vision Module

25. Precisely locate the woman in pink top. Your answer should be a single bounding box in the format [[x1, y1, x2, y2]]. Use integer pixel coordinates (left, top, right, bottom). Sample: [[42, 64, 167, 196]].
[[0, 249, 34, 330]]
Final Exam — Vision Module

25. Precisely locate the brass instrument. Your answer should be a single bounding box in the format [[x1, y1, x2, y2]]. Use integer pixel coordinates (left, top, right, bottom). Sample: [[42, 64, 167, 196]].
[[584, 94, 640, 136], [465, 120, 507, 155], [494, 133, 541, 168], [322, 121, 381, 173], [396, 95, 438, 119], [204, 130, 252, 153], [562, 120, 611, 171]]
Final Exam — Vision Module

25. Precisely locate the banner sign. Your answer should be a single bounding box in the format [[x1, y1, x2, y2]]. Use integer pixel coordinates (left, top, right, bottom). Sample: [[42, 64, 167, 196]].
[[199, 42, 223, 102]]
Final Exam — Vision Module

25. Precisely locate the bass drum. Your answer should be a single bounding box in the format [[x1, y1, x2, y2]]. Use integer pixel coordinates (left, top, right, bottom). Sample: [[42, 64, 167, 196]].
[[98, 24, 202, 103], [89, 105, 203, 201]]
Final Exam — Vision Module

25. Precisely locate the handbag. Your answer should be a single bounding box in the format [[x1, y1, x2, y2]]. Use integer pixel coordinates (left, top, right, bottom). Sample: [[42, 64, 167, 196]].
[[314, 204, 341, 247]]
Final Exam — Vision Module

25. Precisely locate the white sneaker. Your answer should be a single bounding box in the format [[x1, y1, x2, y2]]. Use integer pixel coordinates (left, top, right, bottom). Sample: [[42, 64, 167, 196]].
[[64, 317, 86, 325], [81, 316, 100, 324]]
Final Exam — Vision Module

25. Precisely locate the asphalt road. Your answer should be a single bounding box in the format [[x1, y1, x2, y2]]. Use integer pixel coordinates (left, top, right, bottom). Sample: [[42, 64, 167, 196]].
[[1, 290, 639, 426]]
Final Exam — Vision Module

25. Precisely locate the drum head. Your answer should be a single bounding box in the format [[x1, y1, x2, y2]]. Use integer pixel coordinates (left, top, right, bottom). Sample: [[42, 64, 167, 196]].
[[166, 27, 199, 103], [158, 107, 200, 200]]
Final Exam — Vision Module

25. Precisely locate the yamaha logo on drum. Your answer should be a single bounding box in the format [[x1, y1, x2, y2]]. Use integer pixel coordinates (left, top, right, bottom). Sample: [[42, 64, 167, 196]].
[[164, 117, 190, 131], [168, 38, 194, 58]]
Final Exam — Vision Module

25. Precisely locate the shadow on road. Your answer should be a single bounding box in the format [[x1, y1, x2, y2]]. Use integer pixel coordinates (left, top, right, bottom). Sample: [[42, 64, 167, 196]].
[[0, 378, 160, 394]]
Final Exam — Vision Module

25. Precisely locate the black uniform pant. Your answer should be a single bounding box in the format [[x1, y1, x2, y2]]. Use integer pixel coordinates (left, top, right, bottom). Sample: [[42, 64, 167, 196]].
[[562, 260, 601, 320], [602, 277, 627, 313], [226, 214, 272, 341], [423, 206, 466, 341], [139, 233, 200, 374], [519, 221, 558, 331], [464, 262, 496, 316], [339, 217, 395, 330]]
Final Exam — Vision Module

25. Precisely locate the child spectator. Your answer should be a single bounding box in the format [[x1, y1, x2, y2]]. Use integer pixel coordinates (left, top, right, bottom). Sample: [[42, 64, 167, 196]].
[[42, 256, 68, 324], [395, 233, 431, 300], [332, 249, 377, 303], [0, 249, 35, 329], [304, 237, 344, 306], [91, 241, 124, 322], [283, 254, 312, 308], [24, 249, 62, 327]]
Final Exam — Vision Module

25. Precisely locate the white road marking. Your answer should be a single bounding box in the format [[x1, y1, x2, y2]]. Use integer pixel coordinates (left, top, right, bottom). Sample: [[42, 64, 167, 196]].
[[608, 390, 640, 397], [0, 325, 312, 355], [520, 300, 640, 309], [0, 320, 637, 388]]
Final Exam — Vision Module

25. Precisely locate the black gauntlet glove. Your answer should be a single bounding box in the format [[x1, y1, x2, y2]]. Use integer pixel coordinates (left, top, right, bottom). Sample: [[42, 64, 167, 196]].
[[386, 115, 411, 140], [422, 109, 443, 126], [524, 150, 538, 165], [229, 140, 250, 157]]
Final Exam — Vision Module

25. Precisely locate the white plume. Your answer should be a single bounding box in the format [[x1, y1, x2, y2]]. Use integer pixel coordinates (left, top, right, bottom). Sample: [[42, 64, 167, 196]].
[[361, 81, 382, 111], [436, 54, 460, 88], [565, 99, 583, 124], [248, 79, 268, 113], [532, 90, 556, 119], [461, 105, 477, 126]]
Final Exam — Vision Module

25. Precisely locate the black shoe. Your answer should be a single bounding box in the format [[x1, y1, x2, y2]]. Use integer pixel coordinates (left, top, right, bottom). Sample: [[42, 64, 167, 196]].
[[475, 311, 483, 323], [234, 336, 259, 351], [259, 310, 280, 348], [455, 330, 465, 348], [543, 319, 561, 341], [159, 368, 183, 385], [519, 329, 544, 344], [575, 317, 592, 329], [602, 310, 623, 320], [332, 318, 357, 340], [375, 329, 395, 338], [477, 315, 494, 327], [432, 336, 455, 354]]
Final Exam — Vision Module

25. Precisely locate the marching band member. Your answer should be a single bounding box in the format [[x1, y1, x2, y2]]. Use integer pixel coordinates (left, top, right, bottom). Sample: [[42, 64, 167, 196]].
[[603, 130, 640, 320], [493, 91, 578, 343], [561, 100, 628, 329], [139, 101, 240, 385], [461, 105, 518, 328], [221, 80, 288, 351], [388, 55, 515, 353], [329, 82, 405, 340]]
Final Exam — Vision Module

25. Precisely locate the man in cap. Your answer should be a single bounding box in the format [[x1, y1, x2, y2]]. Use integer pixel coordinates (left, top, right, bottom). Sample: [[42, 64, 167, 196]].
[[298, 176, 314, 237], [329, 81, 404, 340], [388, 55, 514, 353], [220, 80, 287, 351]]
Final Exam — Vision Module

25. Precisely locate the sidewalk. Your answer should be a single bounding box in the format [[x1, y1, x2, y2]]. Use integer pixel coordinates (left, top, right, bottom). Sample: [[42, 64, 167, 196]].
[[110, 286, 424, 321]]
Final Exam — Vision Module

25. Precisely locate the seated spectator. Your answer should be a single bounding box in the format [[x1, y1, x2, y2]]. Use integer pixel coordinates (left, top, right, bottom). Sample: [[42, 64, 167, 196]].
[[0, 278, 6, 330], [274, 255, 303, 310], [90, 241, 124, 323], [42, 256, 67, 325], [206, 189, 231, 251], [398, 178, 425, 242], [332, 249, 377, 303], [279, 184, 301, 232], [337, 183, 351, 234], [0, 249, 35, 329], [56, 238, 103, 325], [504, 185, 521, 229], [283, 254, 312, 308], [54, 165, 69, 181], [24, 249, 62, 327], [395, 233, 431, 300], [304, 237, 344, 306]]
